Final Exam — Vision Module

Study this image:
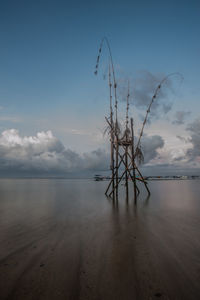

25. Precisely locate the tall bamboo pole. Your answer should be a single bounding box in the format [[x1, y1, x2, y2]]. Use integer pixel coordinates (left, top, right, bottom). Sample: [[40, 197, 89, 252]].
[[108, 64, 115, 197], [94, 38, 120, 198], [125, 83, 130, 198], [101, 38, 119, 199], [131, 118, 137, 201], [114, 81, 119, 199]]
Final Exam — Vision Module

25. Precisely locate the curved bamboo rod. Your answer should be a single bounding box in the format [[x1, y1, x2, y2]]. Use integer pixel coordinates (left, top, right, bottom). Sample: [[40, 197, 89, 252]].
[[135, 72, 183, 152], [94, 37, 118, 125]]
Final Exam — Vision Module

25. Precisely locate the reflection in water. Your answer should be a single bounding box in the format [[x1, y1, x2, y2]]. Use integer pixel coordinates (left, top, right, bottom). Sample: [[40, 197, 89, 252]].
[[105, 180, 200, 299], [1, 179, 200, 299], [144, 194, 150, 206], [107, 183, 151, 218], [108, 180, 146, 207]]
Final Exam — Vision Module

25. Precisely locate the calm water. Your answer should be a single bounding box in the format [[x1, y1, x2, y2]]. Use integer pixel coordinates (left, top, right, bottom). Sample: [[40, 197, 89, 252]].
[[0, 179, 200, 299], [1, 179, 200, 240]]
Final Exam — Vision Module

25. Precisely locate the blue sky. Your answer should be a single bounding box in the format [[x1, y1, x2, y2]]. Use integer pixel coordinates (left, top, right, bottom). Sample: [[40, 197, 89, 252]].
[[0, 0, 200, 175]]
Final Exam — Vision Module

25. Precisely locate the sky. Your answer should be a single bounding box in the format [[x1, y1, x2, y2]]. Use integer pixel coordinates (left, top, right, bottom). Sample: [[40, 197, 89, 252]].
[[0, 0, 200, 177]]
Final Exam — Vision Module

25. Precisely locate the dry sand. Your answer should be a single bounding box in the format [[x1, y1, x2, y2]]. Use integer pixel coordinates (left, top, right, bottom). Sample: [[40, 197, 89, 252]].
[[0, 179, 200, 299]]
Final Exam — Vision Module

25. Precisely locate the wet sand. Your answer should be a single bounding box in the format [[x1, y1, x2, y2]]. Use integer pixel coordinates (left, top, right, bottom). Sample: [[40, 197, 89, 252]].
[[0, 179, 200, 299]]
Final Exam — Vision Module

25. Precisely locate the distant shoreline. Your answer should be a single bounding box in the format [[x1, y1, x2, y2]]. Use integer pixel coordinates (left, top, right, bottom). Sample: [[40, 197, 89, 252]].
[[0, 176, 199, 180]]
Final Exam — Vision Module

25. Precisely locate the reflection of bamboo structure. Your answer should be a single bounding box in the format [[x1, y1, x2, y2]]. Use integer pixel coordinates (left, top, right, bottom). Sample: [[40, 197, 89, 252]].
[[95, 38, 182, 200]]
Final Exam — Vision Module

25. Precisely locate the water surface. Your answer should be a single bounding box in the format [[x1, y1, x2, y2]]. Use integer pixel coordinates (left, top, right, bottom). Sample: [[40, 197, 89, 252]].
[[0, 179, 200, 299]]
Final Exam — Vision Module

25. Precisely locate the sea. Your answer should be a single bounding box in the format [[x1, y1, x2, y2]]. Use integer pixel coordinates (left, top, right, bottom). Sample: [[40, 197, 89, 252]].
[[0, 178, 200, 299]]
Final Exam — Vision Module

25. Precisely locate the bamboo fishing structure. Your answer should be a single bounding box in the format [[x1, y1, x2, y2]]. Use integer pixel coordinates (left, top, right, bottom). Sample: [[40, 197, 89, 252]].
[[95, 38, 182, 200]]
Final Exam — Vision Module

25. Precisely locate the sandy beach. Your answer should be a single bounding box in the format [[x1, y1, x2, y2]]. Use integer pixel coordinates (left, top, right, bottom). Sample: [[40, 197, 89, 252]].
[[0, 179, 200, 300]]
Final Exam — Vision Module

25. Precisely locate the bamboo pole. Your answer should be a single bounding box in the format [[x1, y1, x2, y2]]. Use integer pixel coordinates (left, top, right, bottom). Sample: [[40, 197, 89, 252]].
[[94, 38, 118, 198], [105, 117, 123, 196], [125, 145, 129, 198], [109, 146, 136, 197], [105, 152, 124, 195], [125, 150, 149, 185], [125, 83, 130, 198], [115, 120, 119, 199], [108, 64, 115, 198], [108, 160, 134, 197], [131, 118, 137, 201], [134, 164, 151, 195]]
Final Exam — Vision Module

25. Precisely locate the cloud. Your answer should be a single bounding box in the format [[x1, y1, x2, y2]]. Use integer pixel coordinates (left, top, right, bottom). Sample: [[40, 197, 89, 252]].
[[173, 111, 191, 125], [132, 71, 172, 110], [0, 129, 164, 176], [186, 118, 200, 161], [118, 71, 183, 123], [0, 129, 109, 176], [0, 129, 64, 172], [141, 164, 200, 176], [176, 135, 190, 143], [141, 135, 165, 163]]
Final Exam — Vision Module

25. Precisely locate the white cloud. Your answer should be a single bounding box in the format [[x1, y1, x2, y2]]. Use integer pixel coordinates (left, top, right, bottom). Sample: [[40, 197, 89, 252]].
[[0, 128, 165, 176], [0, 129, 108, 175]]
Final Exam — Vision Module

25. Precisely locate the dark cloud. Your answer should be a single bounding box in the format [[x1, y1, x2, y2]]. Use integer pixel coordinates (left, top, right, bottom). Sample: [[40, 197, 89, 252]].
[[117, 71, 181, 121], [141, 135, 164, 163], [173, 156, 185, 161], [186, 118, 200, 160], [176, 135, 190, 143], [141, 164, 200, 176], [173, 111, 191, 125]]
